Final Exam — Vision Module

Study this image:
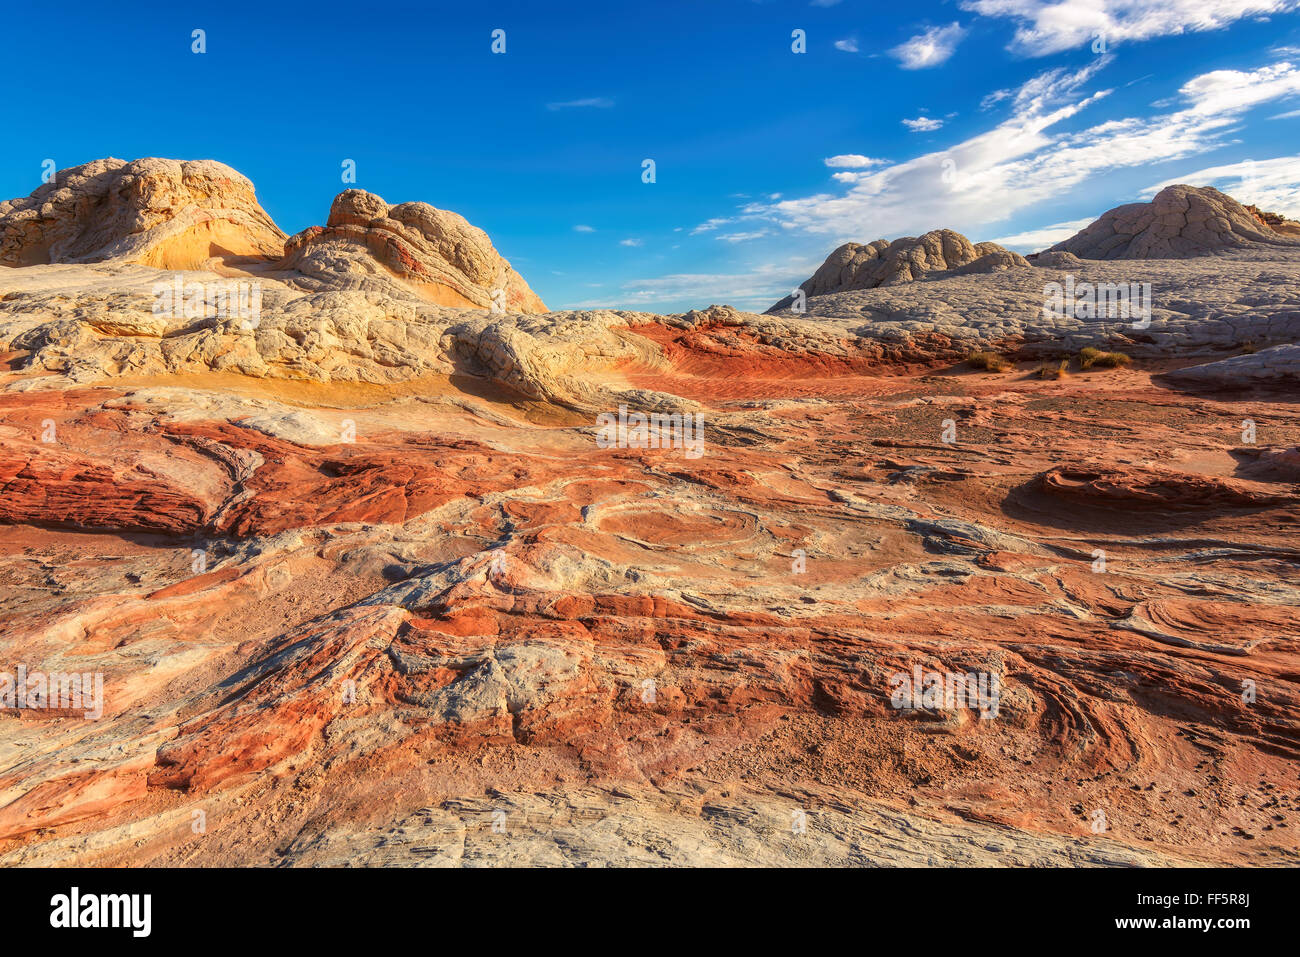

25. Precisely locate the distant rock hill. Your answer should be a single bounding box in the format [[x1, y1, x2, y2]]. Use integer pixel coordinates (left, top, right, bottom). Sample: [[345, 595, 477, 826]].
[[1047, 184, 1300, 259], [0, 158, 547, 313], [281, 188, 546, 312], [0, 158, 285, 270], [768, 229, 1028, 312], [1244, 203, 1300, 238]]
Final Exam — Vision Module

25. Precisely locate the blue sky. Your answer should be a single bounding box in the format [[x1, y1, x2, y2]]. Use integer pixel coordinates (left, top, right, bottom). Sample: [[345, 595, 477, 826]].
[[5, 0, 1300, 312]]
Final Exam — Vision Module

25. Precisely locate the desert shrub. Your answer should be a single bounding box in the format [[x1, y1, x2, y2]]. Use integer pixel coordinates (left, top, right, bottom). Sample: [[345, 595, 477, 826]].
[[1036, 359, 1069, 379], [966, 350, 1011, 372], [1079, 347, 1132, 370]]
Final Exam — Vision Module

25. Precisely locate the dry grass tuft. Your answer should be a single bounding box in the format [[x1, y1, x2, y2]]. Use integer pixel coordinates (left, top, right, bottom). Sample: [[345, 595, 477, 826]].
[[1079, 347, 1132, 370], [1036, 359, 1070, 379], [966, 350, 1012, 373]]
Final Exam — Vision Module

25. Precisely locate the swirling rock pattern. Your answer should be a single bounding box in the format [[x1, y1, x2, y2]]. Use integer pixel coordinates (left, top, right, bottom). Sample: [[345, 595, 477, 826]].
[[0, 164, 1298, 866]]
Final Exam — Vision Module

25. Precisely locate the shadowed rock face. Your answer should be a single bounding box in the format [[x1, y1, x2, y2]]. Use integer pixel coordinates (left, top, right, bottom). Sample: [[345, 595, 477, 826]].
[[0, 158, 286, 270], [1164, 344, 1300, 385], [769, 230, 1029, 311], [1048, 184, 1300, 260], [280, 189, 547, 312]]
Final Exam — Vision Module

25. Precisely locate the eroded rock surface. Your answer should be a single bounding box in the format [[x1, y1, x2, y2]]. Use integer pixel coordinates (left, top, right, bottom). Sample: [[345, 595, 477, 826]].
[[770, 230, 1029, 310], [1049, 185, 1300, 260], [0, 158, 286, 270], [281, 189, 547, 312], [1163, 344, 1300, 385], [0, 169, 1298, 868]]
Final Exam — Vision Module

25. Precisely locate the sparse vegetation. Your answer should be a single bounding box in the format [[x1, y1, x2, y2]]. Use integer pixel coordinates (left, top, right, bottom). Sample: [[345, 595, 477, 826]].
[[1079, 347, 1132, 370], [966, 350, 1011, 372]]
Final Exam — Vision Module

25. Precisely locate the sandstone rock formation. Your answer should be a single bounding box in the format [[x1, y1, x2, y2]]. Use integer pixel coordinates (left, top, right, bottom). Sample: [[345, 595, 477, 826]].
[[1245, 203, 1300, 237], [769, 230, 1029, 311], [1165, 343, 1300, 385], [2, 161, 1300, 868], [0, 161, 548, 316], [3, 333, 1298, 866], [763, 254, 1300, 364], [1029, 250, 1084, 269], [1048, 185, 1300, 260], [281, 189, 547, 312], [0, 158, 286, 270]]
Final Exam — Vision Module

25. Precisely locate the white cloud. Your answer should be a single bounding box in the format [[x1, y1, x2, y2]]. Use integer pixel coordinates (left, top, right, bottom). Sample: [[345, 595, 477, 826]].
[[811, 0, 843, 6], [565, 261, 819, 311], [716, 230, 771, 243], [902, 116, 945, 131], [573, 224, 595, 232], [834, 37, 860, 52], [981, 88, 1013, 110], [735, 59, 1300, 243], [1144, 154, 1300, 218], [619, 238, 643, 247], [990, 218, 1095, 251], [962, 0, 1300, 57], [546, 97, 614, 110], [1272, 108, 1300, 118], [1179, 61, 1300, 116], [891, 22, 968, 69], [824, 154, 887, 168], [690, 217, 734, 235]]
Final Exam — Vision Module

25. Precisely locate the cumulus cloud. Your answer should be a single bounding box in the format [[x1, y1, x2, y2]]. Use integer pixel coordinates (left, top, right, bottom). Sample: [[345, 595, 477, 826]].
[[961, 0, 1300, 57], [902, 116, 945, 131], [834, 37, 860, 52], [891, 22, 968, 69], [619, 238, 643, 247]]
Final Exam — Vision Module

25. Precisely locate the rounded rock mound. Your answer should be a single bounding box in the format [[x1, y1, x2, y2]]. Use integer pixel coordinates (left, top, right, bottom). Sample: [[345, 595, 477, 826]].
[[769, 229, 1029, 311], [1047, 184, 1300, 260], [280, 189, 547, 312], [0, 158, 286, 270]]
